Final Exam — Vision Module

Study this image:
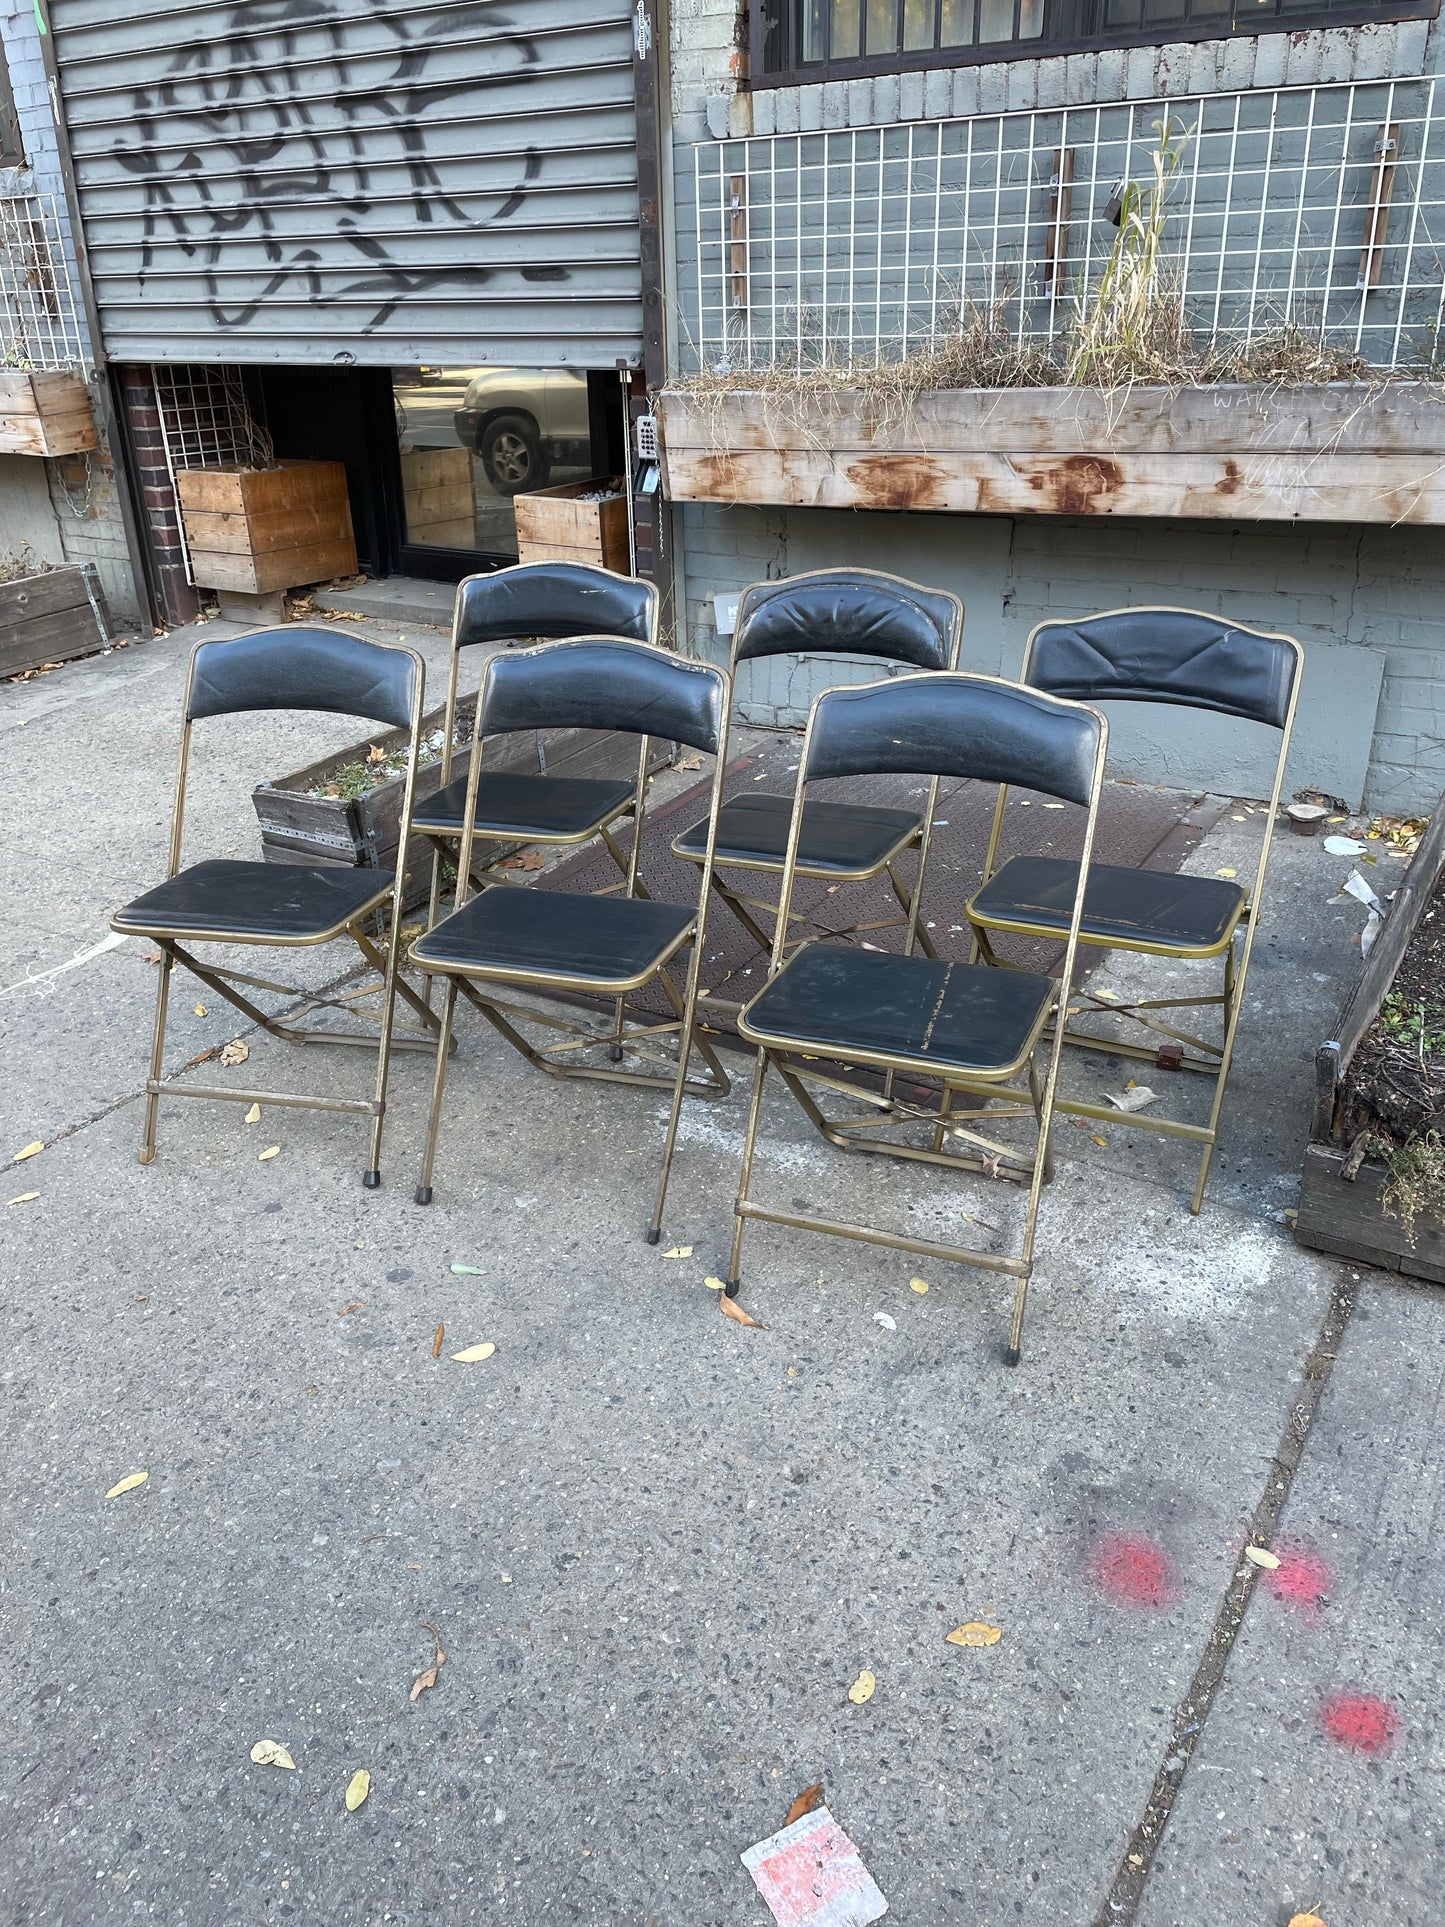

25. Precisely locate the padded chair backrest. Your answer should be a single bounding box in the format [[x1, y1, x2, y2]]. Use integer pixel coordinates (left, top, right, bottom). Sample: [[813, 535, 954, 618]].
[[187, 627, 419, 730], [454, 562, 658, 650], [734, 568, 961, 671], [479, 637, 727, 756], [1026, 607, 1299, 730], [805, 673, 1102, 807]]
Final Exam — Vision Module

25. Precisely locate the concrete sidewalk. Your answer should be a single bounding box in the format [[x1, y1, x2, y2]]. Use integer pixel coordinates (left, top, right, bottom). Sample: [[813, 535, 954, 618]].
[[0, 614, 1435, 1927]]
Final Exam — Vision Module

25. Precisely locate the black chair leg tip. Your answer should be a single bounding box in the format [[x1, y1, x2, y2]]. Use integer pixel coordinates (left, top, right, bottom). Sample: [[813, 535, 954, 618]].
[[414, 1184, 433, 1206], [645, 1226, 661, 1245], [1004, 1345, 1022, 1368], [362, 1169, 381, 1190], [608, 1044, 624, 1063], [725, 1278, 740, 1298]]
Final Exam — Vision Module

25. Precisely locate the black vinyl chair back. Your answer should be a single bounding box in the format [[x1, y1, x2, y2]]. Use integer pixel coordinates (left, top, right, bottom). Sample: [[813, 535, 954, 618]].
[[454, 562, 658, 651], [478, 637, 725, 756], [734, 568, 962, 672], [187, 626, 420, 729], [1024, 607, 1299, 729]]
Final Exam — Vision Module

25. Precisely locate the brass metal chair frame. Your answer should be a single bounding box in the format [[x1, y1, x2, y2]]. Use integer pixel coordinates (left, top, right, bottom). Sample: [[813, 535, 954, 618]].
[[670, 567, 964, 1017], [112, 628, 440, 1185], [966, 604, 1304, 1214], [410, 636, 734, 1240], [420, 561, 661, 922], [727, 671, 1109, 1364]]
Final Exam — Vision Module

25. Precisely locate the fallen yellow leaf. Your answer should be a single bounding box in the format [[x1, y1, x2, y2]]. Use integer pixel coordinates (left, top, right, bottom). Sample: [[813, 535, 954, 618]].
[[11, 1141, 43, 1163], [244, 1103, 262, 1124], [344, 1769, 371, 1812], [7, 1191, 39, 1206], [250, 1740, 296, 1771], [946, 1621, 1002, 1648], [662, 1245, 694, 1259], [409, 1622, 448, 1702], [847, 1669, 876, 1705], [909, 1276, 929, 1294], [1244, 1545, 1281, 1570], [721, 1296, 765, 1329], [704, 1276, 727, 1291], [258, 1145, 280, 1162], [194, 1004, 207, 1017], [450, 1342, 496, 1362], [1090, 1134, 1109, 1147], [105, 1470, 149, 1499], [1287, 1916, 1328, 1927], [1215, 866, 1238, 879]]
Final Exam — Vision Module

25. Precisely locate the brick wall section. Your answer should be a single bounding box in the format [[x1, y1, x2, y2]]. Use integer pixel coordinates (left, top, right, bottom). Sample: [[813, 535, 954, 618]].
[[116, 366, 200, 628]]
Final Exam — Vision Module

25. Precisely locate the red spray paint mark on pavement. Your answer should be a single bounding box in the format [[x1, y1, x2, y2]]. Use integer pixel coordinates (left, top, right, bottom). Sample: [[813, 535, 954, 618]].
[[1266, 1544, 1333, 1613], [1319, 1692, 1399, 1756], [1089, 1531, 1181, 1610]]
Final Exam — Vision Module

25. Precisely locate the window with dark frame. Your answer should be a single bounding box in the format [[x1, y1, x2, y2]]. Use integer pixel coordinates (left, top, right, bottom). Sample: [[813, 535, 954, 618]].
[[754, 0, 1440, 83], [0, 44, 23, 166]]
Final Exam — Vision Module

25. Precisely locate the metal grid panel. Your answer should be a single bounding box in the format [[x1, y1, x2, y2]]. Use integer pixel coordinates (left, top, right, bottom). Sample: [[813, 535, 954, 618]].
[[0, 194, 86, 369], [152, 364, 273, 583], [689, 76, 1445, 373]]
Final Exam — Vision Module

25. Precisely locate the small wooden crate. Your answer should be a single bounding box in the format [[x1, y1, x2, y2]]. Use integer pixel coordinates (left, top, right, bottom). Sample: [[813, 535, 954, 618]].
[[0, 564, 110, 677], [513, 475, 629, 571], [176, 460, 357, 594], [0, 371, 98, 457]]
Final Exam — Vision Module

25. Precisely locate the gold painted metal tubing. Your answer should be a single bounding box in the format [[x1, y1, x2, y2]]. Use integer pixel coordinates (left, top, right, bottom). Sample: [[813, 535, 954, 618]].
[[153, 1082, 378, 1114], [138, 946, 174, 1164], [414, 978, 460, 1205], [1051, 1097, 1213, 1141], [734, 1198, 1029, 1277]]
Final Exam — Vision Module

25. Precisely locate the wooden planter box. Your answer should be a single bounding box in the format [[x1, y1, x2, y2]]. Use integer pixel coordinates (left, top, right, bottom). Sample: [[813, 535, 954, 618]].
[[1296, 795, 1445, 1282], [659, 383, 1445, 525], [0, 563, 110, 676], [177, 461, 357, 594], [401, 447, 474, 547], [514, 475, 629, 570], [0, 370, 98, 457], [253, 703, 673, 913]]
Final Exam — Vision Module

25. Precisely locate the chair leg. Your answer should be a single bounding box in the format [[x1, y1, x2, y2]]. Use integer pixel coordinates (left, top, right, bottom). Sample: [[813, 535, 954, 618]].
[[1190, 939, 1240, 1215], [725, 1049, 771, 1295], [414, 979, 459, 1205], [362, 911, 407, 1190], [1005, 1272, 1031, 1370], [138, 945, 176, 1165]]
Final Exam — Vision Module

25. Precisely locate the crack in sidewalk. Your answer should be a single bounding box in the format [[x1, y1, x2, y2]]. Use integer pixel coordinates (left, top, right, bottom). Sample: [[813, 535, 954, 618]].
[[1093, 1268, 1359, 1925]]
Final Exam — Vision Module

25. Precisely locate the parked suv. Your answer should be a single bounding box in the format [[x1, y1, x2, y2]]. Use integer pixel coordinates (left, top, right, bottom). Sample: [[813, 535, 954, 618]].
[[453, 368, 591, 495]]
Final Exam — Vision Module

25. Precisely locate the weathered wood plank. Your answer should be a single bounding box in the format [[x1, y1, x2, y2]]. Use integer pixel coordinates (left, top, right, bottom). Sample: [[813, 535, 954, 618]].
[[0, 565, 107, 676], [179, 502, 354, 556], [189, 536, 358, 595], [1295, 1142, 1445, 1284], [0, 370, 98, 457]]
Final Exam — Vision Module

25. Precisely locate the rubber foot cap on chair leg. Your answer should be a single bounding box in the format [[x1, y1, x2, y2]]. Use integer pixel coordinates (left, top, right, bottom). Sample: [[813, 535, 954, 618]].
[[362, 1169, 381, 1190], [645, 1226, 661, 1245], [414, 1185, 433, 1206], [1003, 1345, 1022, 1368], [724, 1278, 741, 1299], [609, 1044, 624, 1063]]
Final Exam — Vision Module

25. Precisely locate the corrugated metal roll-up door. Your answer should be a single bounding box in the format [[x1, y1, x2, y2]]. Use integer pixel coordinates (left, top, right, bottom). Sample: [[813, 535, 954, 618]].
[[47, 0, 644, 366]]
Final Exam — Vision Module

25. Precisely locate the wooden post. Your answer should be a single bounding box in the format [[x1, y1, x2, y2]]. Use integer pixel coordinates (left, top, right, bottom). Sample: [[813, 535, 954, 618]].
[[730, 174, 749, 312], [1357, 122, 1401, 291], [1044, 148, 1075, 293]]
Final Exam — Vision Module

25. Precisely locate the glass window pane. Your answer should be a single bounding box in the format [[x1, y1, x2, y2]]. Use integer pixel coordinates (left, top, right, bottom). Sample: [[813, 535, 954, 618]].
[[866, 0, 901, 52], [1144, 0, 1187, 18], [831, 0, 863, 55], [904, 0, 936, 46], [978, 0, 1015, 38], [801, 0, 828, 59], [940, 0, 975, 41], [1017, 0, 1044, 32]]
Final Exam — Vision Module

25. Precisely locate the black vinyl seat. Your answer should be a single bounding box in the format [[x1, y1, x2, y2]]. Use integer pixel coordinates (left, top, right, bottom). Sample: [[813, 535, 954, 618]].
[[671, 792, 921, 875], [740, 943, 1054, 1078], [114, 858, 397, 946], [413, 769, 637, 841], [969, 855, 1247, 957], [412, 886, 696, 992]]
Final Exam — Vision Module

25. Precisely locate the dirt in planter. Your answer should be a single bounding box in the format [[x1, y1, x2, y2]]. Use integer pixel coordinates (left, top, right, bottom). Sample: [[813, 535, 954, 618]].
[[305, 704, 476, 801], [1345, 879, 1445, 1145]]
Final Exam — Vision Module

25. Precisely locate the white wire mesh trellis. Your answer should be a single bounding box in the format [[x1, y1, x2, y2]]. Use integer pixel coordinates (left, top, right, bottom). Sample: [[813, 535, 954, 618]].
[[0, 194, 86, 369], [152, 365, 275, 584], [688, 76, 1445, 374]]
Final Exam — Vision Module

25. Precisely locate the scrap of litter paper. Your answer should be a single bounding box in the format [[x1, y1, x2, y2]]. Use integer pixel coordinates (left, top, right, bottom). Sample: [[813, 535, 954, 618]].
[[741, 1805, 888, 1927]]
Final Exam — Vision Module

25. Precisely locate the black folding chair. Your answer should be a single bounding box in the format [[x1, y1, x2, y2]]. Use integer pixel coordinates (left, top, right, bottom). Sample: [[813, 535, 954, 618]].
[[416, 562, 659, 923], [967, 606, 1303, 1214], [670, 568, 963, 1013], [411, 637, 733, 1239], [728, 672, 1108, 1364], [111, 627, 437, 1185]]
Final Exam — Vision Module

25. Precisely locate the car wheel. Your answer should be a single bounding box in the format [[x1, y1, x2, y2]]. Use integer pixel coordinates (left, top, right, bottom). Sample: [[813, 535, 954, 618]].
[[481, 413, 548, 495]]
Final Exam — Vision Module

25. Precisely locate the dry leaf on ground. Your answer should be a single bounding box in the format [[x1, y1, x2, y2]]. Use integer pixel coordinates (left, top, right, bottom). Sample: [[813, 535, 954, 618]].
[[1090, 1134, 1109, 1148], [450, 1342, 495, 1362], [946, 1621, 1002, 1648], [244, 1103, 262, 1124], [721, 1297, 765, 1329], [250, 1740, 296, 1770], [432, 1322, 445, 1359], [704, 1276, 727, 1291], [258, 1145, 281, 1162], [193, 1004, 207, 1016], [345, 1769, 371, 1811], [410, 1622, 448, 1702], [105, 1471, 149, 1499], [662, 1245, 693, 1259], [847, 1670, 876, 1705], [1215, 866, 1238, 879], [1244, 1545, 1281, 1570], [1286, 1916, 1328, 1927], [7, 1191, 39, 1206], [366, 744, 388, 765], [338, 1300, 363, 1317], [676, 753, 704, 771], [219, 1039, 249, 1067], [450, 1263, 484, 1275], [11, 1141, 43, 1163], [783, 1781, 825, 1826], [909, 1276, 929, 1294]]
